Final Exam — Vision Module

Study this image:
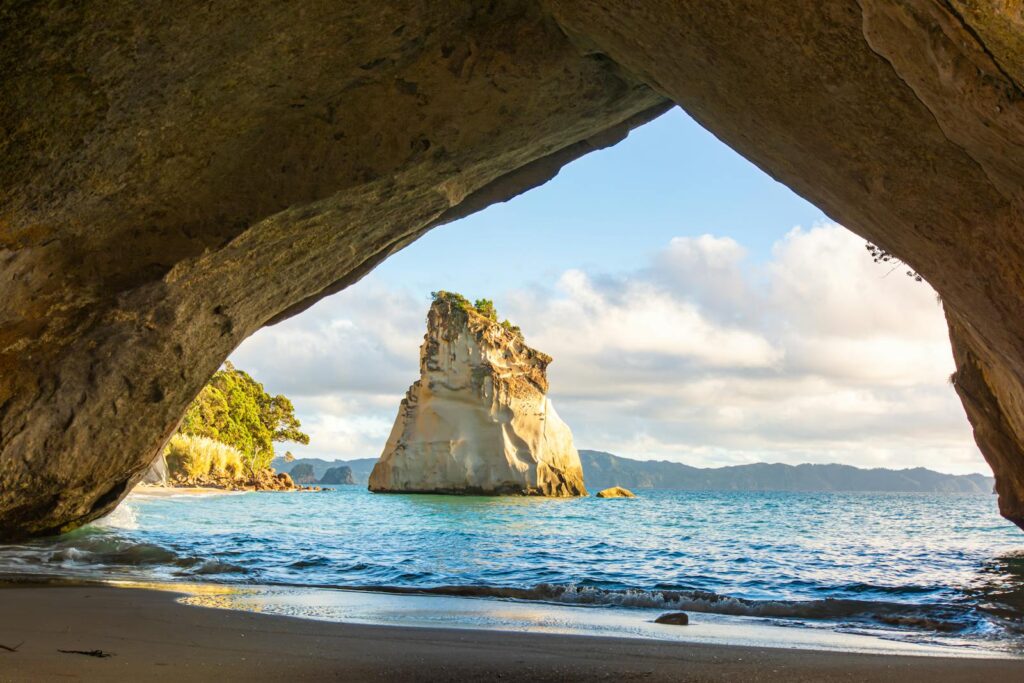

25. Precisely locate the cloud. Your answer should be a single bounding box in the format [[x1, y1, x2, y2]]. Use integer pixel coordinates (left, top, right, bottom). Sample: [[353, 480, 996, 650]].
[[231, 224, 986, 474]]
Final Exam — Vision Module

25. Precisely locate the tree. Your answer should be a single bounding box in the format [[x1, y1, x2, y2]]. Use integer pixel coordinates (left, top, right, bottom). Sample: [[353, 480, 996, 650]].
[[179, 362, 309, 476], [473, 298, 497, 321]]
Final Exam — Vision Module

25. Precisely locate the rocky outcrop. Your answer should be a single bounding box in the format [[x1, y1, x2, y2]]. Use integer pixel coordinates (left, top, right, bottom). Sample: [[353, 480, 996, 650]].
[[288, 463, 318, 485], [369, 295, 586, 496], [161, 468, 299, 492], [3, 2, 1024, 536], [320, 466, 355, 485], [595, 487, 635, 499]]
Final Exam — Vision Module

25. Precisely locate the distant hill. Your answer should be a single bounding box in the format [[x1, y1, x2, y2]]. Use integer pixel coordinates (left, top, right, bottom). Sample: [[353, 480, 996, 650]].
[[272, 456, 378, 485], [579, 450, 995, 494], [274, 451, 994, 494]]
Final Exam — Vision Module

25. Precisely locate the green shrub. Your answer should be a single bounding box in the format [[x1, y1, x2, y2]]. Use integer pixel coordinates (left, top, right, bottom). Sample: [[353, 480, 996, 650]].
[[473, 298, 497, 322], [165, 433, 245, 480]]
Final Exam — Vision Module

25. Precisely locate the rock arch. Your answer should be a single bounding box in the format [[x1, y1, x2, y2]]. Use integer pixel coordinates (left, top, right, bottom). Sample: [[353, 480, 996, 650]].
[[2, 0, 1023, 538]]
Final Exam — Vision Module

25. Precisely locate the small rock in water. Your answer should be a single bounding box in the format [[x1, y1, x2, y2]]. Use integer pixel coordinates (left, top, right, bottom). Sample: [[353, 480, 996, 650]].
[[595, 486, 635, 498], [655, 612, 689, 626]]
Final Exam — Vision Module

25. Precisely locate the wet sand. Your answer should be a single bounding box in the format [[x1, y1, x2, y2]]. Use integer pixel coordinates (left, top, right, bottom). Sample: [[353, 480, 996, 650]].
[[0, 583, 1021, 681]]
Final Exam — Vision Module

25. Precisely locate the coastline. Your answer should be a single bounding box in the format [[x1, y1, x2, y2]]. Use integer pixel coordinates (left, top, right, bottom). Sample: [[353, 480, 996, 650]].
[[0, 581, 1021, 682], [130, 484, 244, 498]]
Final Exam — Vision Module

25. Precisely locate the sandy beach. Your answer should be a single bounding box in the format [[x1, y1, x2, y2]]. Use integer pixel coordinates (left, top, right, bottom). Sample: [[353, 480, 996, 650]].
[[0, 582, 1020, 682], [130, 484, 239, 497]]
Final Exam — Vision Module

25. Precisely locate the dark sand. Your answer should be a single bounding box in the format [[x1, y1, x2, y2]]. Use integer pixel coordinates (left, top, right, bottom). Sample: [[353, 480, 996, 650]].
[[0, 583, 1020, 682]]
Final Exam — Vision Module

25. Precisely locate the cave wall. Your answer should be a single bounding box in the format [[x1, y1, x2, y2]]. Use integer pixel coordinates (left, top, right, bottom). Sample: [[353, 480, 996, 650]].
[[2, 0, 1024, 537], [0, 0, 667, 537]]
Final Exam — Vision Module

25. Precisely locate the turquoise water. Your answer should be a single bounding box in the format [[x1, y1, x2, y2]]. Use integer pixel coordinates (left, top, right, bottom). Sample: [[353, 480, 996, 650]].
[[3, 487, 1024, 653]]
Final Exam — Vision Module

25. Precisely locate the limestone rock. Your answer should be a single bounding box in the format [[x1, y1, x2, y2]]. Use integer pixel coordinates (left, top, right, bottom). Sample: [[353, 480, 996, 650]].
[[320, 466, 355, 486], [595, 486, 635, 498], [369, 295, 586, 497]]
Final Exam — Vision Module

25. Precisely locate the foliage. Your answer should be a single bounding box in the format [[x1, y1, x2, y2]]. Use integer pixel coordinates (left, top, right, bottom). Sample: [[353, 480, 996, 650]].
[[473, 298, 497, 322], [430, 290, 473, 312], [430, 290, 522, 338], [165, 434, 245, 480], [179, 362, 309, 476], [500, 319, 521, 336], [865, 242, 923, 282]]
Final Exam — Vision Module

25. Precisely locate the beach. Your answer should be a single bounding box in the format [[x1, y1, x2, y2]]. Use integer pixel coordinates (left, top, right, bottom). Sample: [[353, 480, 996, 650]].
[[0, 582, 1020, 682]]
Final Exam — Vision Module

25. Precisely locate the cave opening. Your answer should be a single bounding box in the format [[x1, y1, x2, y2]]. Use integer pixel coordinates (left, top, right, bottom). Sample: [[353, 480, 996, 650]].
[[6, 2, 1024, 670], [14, 105, 1015, 653], [233, 106, 985, 481]]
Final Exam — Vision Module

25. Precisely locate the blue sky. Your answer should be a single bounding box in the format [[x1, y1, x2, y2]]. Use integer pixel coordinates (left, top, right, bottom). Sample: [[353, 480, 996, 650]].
[[233, 107, 985, 474], [374, 107, 830, 295]]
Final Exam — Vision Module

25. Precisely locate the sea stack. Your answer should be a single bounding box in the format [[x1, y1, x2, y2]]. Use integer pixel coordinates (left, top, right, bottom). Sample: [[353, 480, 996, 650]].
[[369, 292, 587, 497]]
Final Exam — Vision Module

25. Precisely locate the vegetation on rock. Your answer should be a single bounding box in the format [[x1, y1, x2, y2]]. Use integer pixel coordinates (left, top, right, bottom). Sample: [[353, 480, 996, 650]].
[[430, 291, 522, 337], [865, 242, 923, 282], [162, 433, 298, 490], [176, 362, 309, 477]]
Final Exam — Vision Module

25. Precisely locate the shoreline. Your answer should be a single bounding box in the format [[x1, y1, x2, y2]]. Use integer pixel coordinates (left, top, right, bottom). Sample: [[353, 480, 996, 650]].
[[0, 582, 1021, 682], [130, 483, 324, 498], [130, 484, 245, 498]]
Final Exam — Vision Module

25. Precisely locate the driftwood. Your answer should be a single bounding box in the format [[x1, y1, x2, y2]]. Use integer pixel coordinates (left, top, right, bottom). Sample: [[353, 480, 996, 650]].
[[58, 649, 114, 658]]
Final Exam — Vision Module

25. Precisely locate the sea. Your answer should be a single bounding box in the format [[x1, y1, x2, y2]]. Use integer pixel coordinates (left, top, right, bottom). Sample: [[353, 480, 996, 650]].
[[2, 486, 1024, 657]]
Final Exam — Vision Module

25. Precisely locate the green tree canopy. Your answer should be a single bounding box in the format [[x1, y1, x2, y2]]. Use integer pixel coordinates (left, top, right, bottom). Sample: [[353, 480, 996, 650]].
[[473, 298, 497, 322], [180, 362, 309, 475]]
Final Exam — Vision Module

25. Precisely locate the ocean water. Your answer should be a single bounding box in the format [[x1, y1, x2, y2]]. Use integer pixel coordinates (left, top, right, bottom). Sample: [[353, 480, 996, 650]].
[[3, 487, 1024, 655]]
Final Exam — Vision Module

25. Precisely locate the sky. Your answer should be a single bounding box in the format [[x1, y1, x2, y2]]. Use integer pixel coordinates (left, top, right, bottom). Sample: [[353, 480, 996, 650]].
[[230, 107, 988, 476]]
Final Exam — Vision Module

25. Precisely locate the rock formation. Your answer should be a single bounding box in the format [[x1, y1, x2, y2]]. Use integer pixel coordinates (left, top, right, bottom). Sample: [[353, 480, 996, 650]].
[[3, 2, 1024, 536], [288, 463, 318, 486], [320, 466, 356, 486], [595, 487, 635, 499], [655, 612, 690, 626], [369, 294, 586, 496]]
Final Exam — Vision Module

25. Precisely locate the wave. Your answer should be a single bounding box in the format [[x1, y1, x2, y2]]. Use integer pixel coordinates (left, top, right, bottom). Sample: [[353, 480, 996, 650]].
[[93, 502, 138, 530], [2, 531, 1017, 641], [350, 583, 980, 634], [0, 532, 245, 578]]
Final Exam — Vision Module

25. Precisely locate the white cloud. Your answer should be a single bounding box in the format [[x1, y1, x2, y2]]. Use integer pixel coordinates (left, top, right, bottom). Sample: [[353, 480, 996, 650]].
[[231, 224, 987, 475]]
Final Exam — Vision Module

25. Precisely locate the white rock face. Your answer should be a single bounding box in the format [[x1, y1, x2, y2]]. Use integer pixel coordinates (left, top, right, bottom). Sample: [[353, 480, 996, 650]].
[[369, 296, 587, 496]]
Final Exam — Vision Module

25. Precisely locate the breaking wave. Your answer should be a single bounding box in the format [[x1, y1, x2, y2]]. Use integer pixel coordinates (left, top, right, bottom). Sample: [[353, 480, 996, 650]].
[[349, 583, 984, 634]]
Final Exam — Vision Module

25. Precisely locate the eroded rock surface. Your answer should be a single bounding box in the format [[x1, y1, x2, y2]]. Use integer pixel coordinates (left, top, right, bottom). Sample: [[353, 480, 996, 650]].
[[0, 1, 660, 537], [3, 1, 1024, 536], [369, 296, 586, 496]]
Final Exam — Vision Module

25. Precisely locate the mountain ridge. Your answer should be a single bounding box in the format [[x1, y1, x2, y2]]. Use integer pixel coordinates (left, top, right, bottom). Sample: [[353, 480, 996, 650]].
[[273, 451, 994, 494]]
